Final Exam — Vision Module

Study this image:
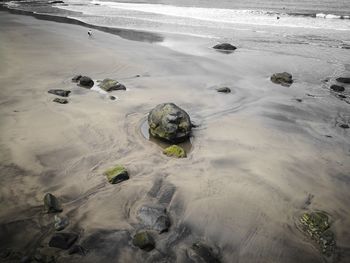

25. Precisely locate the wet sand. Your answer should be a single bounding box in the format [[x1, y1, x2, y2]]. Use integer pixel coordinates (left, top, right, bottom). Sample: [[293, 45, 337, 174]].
[[0, 11, 350, 263]]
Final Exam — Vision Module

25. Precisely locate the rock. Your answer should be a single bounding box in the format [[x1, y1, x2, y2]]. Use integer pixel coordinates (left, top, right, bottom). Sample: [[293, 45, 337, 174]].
[[110, 96, 116, 100], [213, 43, 237, 51], [72, 75, 82, 82], [339, 124, 349, 129], [336, 77, 350, 84], [54, 215, 69, 231], [50, 1, 64, 3], [148, 103, 192, 143], [104, 165, 129, 184], [271, 72, 293, 86], [53, 98, 68, 104], [44, 193, 62, 213], [49, 233, 78, 250], [330, 85, 345, 92], [98, 78, 126, 92], [188, 242, 221, 263], [299, 212, 336, 256], [295, 99, 303, 102], [68, 245, 87, 255], [137, 204, 171, 233], [163, 145, 186, 158], [48, 89, 71, 97], [132, 231, 155, 251], [216, 87, 231, 93], [79, 76, 94, 88], [338, 94, 347, 99]]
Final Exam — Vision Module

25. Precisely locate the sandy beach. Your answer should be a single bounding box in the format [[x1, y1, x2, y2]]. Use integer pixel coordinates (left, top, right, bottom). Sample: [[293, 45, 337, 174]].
[[0, 10, 350, 263]]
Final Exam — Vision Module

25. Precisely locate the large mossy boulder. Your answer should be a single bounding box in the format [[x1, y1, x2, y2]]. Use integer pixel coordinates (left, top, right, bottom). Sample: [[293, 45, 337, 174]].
[[271, 72, 293, 86], [163, 145, 186, 158], [299, 211, 336, 256], [148, 103, 191, 143], [79, 76, 94, 88], [132, 231, 155, 251], [98, 78, 126, 92], [104, 165, 129, 184], [44, 193, 62, 213]]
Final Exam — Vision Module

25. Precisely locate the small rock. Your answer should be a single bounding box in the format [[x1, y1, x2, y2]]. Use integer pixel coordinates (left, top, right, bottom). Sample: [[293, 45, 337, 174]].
[[54, 215, 69, 231], [163, 145, 186, 158], [330, 85, 345, 92], [295, 99, 303, 102], [53, 98, 68, 104], [71, 75, 82, 82], [338, 94, 347, 99], [79, 76, 94, 88], [50, 1, 64, 3], [98, 78, 126, 92], [271, 72, 293, 86], [44, 193, 62, 213], [188, 242, 221, 263], [336, 77, 350, 84], [137, 204, 170, 233], [48, 89, 71, 97], [104, 165, 129, 184], [216, 87, 231, 93], [132, 231, 155, 251], [213, 43, 237, 51], [68, 245, 87, 255], [110, 96, 116, 100], [339, 124, 349, 129], [49, 233, 78, 250]]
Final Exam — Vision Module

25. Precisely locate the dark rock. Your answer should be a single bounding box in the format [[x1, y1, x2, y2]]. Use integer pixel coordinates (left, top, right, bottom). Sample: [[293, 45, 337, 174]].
[[49, 233, 78, 250], [148, 103, 191, 143], [336, 77, 350, 84], [216, 87, 231, 93], [98, 78, 126, 91], [330, 85, 345, 92], [339, 124, 349, 129], [138, 204, 171, 233], [71, 75, 82, 82], [54, 215, 69, 231], [79, 76, 94, 88], [104, 165, 129, 184], [213, 43, 237, 51], [188, 242, 221, 263], [50, 1, 64, 3], [44, 193, 62, 213], [53, 98, 68, 104], [68, 245, 87, 256], [296, 99, 303, 102], [338, 94, 347, 99], [271, 72, 293, 86], [110, 96, 116, 100], [48, 89, 71, 97], [132, 232, 155, 251]]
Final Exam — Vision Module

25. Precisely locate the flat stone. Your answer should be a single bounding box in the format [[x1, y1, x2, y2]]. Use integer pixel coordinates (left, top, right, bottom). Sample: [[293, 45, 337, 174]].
[[330, 85, 345, 92], [216, 87, 231, 93], [137, 204, 170, 233], [336, 77, 350, 84], [53, 98, 68, 104], [49, 233, 78, 250], [48, 89, 71, 97], [213, 43, 237, 51]]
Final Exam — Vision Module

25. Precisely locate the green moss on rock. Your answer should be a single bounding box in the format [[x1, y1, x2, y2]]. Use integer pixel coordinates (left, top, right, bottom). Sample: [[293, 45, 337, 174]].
[[163, 145, 186, 158], [104, 165, 129, 184], [132, 231, 155, 251]]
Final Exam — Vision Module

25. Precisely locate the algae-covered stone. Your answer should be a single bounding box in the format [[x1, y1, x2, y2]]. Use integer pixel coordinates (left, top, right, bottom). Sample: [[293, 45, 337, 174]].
[[148, 103, 191, 143], [163, 145, 186, 158], [104, 165, 129, 184], [98, 78, 126, 92], [271, 72, 293, 86], [44, 193, 62, 213], [132, 231, 155, 251]]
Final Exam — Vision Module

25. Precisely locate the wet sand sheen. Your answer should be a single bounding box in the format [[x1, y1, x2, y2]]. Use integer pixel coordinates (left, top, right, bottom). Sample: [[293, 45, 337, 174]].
[[0, 11, 350, 263]]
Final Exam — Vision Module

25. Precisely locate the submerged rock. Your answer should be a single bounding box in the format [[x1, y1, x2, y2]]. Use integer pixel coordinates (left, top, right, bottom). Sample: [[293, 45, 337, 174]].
[[216, 87, 231, 93], [299, 212, 336, 256], [163, 145, 186, 158], [339, 123, 349, 129], [138, 204, 171, 233], [336, 77, 350, 84], [71, 75, 82, 82], [54, 215, 69, 231], [53, 98, 68, 104], [44, 193, 62, 213], [79, 76, 94, 88], [98, 78, 126, 92], [188, 242, 221, 263], [49, 233, 78, 250], [104, 165, 129, 184], [330, 85, 345, 92], [68, 245, 87, 255], [48, 89, 71, 97], [213, 43, 237, 51], [148, 103, 192, 143], [271, 72, 293, 86], [110, 96, 116, 100], [132, 231, 155, 251]]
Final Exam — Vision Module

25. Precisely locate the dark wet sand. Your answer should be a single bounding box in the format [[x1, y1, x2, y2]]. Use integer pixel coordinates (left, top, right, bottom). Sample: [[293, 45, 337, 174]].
[[0, 11, 350, 263]]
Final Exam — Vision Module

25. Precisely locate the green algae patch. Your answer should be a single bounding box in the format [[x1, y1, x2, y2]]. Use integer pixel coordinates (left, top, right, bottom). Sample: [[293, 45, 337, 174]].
[[132, 231, 155, 251], [104, 165, 129, 184], [163, 145, 186, 158]]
